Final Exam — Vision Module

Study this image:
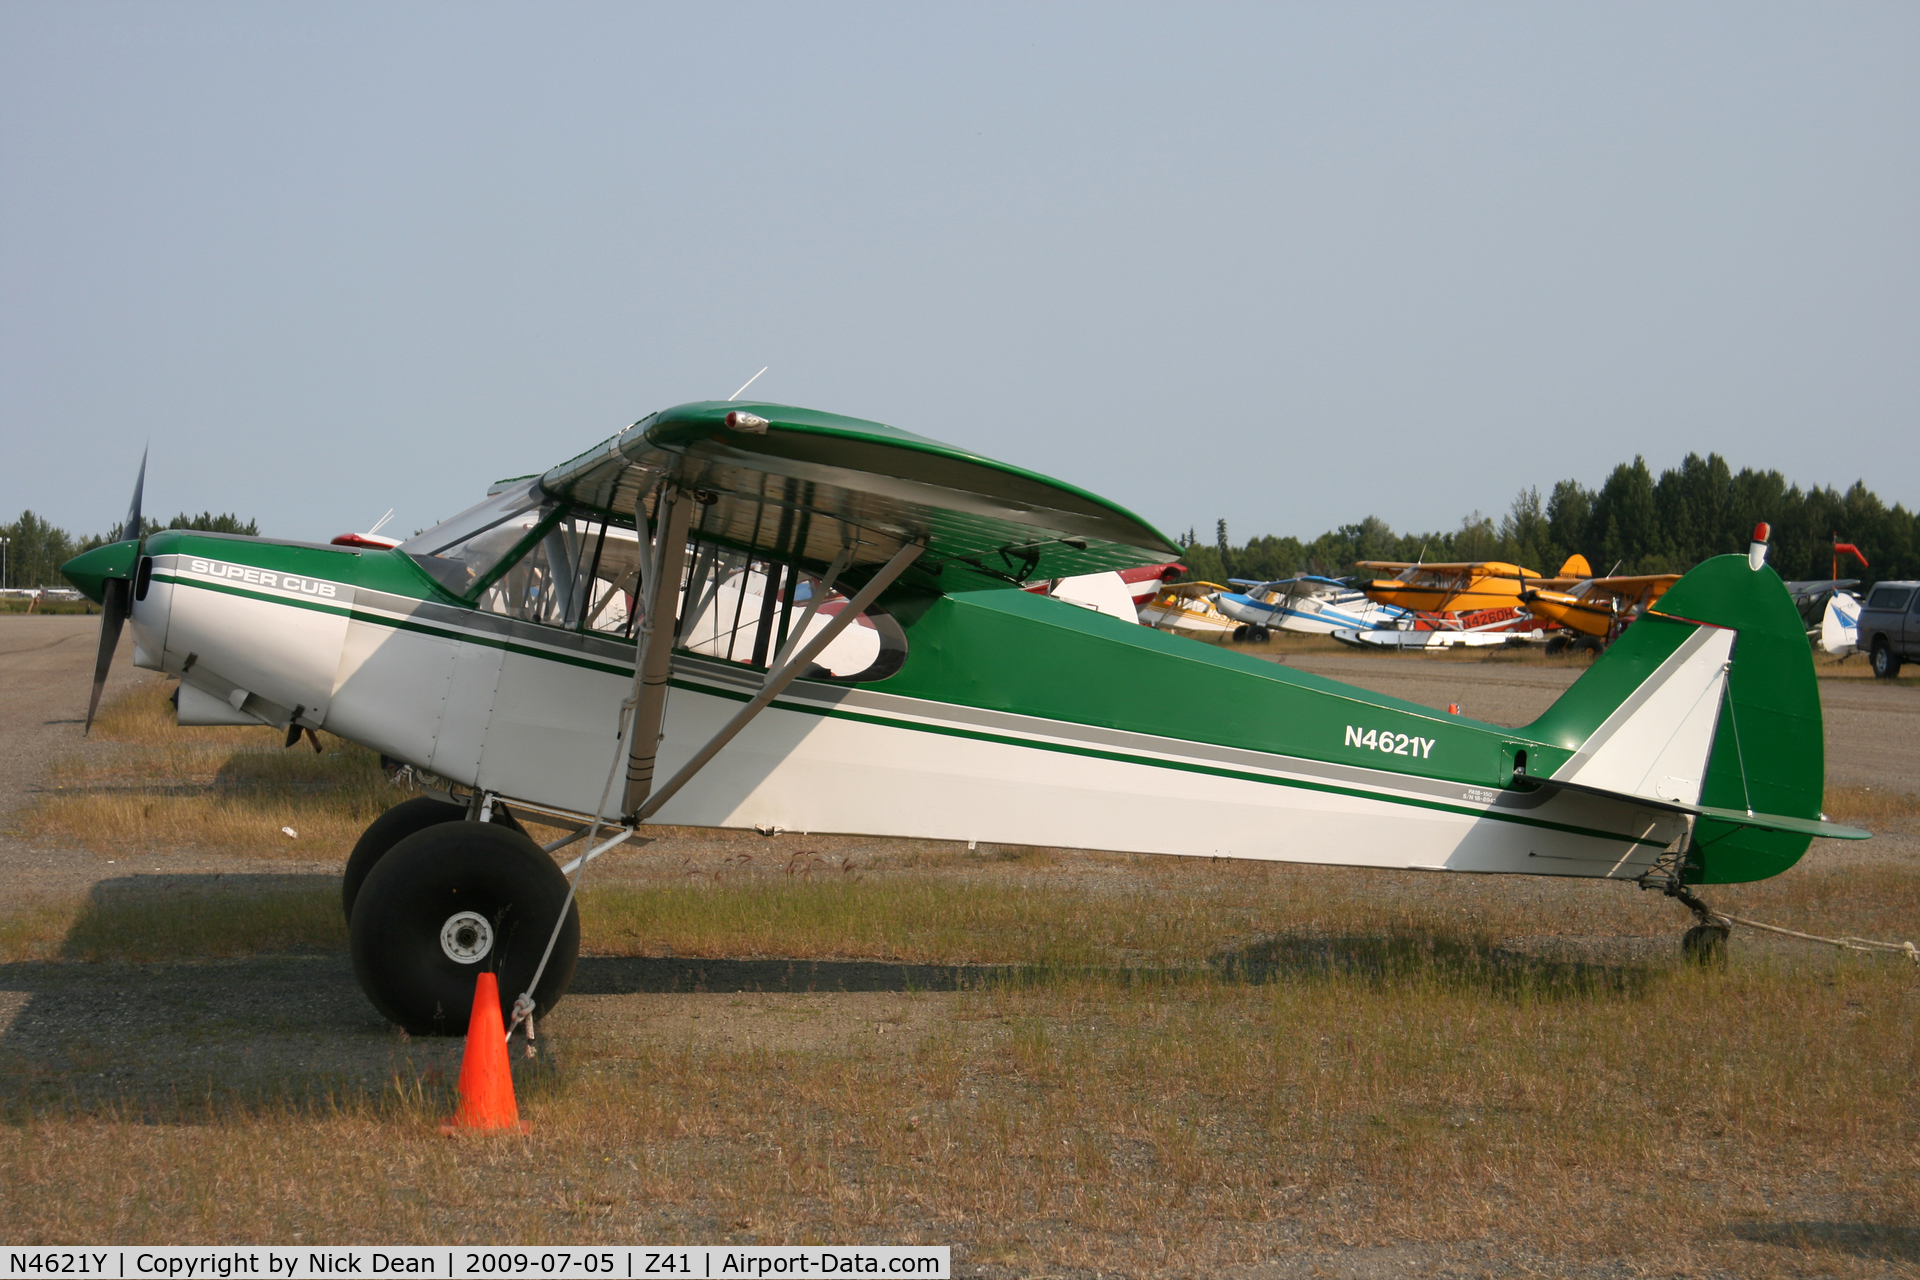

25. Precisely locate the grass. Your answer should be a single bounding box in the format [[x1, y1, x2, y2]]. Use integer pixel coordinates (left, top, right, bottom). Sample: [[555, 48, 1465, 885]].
[[2, 681, 1916, 1273], [14, 679, 404, 859], [0, 951, 1913, 1274]]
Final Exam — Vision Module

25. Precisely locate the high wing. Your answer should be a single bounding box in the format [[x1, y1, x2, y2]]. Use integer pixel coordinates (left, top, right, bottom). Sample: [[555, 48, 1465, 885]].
[[1352, 560, 1566, 581], [1352, 561, 1491, 577], [536, 401, 1180, 584], [1567, 573, 1681, 606]]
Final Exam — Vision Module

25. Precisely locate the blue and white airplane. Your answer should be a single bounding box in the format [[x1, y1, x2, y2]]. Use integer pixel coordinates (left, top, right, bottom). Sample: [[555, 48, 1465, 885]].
[[1213, 575, 1411, 638]]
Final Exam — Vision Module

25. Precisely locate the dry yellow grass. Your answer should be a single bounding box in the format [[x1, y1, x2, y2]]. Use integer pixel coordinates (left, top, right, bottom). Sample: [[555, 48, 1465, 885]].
[[0, 953, 1913, 1276], [14, 680, 403, 859], [3, 682, 1916, 1274], [0, 882, 343, 963], [1826, 784, 1920, 826]]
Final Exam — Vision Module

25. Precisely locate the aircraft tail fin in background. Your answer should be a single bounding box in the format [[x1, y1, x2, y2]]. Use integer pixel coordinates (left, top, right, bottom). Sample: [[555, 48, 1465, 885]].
[[1524, 553, 1840, 884], [1556, 554, 1593, 578]]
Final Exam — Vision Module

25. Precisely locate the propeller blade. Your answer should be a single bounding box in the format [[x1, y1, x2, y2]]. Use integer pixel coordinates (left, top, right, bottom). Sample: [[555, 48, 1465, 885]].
[[84, 448, 149, 735], [85, 577, 129, 735], [121, 448, 147, 543]]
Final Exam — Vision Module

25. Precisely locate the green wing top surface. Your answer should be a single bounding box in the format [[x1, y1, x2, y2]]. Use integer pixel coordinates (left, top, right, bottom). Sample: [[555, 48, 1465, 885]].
[[540, 401, 1181, 583]]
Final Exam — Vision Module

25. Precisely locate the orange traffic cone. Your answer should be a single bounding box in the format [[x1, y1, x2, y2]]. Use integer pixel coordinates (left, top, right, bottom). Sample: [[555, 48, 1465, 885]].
[[441, 972, 526, 1134]]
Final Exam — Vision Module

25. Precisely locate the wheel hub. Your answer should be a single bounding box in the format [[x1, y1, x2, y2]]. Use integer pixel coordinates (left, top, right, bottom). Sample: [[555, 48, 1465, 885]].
[[439, 910, 494, 964]]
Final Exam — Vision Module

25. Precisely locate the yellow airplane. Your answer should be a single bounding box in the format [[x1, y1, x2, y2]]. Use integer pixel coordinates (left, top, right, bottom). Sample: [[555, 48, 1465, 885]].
[[1357, 554, 1593, 614], [1523, 573, 1681, 646]]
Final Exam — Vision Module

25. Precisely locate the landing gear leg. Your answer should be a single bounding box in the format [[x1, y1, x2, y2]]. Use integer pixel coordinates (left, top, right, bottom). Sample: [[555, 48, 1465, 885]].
[[1639, 846, 1729, 966]]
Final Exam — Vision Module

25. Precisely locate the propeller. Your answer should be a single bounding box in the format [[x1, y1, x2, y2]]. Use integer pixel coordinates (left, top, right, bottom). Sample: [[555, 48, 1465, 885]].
[[83, 449, 146, 734]]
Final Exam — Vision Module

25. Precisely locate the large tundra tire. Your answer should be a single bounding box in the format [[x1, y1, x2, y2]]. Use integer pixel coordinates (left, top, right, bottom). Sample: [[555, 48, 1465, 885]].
[[342, 798, 528, 921], [341, 798, 466, 922], [349, 821, 580, 1036]]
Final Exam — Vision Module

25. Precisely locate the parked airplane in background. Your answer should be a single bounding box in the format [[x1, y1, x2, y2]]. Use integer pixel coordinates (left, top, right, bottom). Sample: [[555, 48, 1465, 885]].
[[1137, 580, 1239, 637], [1780, 580, 1864, 657], [1523, 573, 1681, 652], [1214, 575, 1409, 639], [63, 403, 1865, 1036], [1357, 555, 1593, 615]]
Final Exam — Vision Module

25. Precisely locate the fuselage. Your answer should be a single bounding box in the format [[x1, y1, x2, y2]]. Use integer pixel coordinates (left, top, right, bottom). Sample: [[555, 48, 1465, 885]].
[[1215, 584, 1408, 635], [110, 529, 1685, 881]]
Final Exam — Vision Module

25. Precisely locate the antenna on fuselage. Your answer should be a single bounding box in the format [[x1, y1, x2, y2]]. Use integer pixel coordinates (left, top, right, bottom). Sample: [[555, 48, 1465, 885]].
[[728, 367, 768, 401], [367, 509, 395, 537]]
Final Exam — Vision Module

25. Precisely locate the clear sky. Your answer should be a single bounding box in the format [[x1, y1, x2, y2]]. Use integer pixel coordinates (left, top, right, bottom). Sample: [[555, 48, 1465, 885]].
[[3, 2, 1915, 548]]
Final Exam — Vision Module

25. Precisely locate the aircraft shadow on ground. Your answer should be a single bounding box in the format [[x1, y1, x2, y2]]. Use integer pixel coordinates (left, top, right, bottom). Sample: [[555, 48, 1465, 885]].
[[1729, 1221, 1920, 1263], [0, 874, 1657, 1117], [1210, 932, 1657, 999]]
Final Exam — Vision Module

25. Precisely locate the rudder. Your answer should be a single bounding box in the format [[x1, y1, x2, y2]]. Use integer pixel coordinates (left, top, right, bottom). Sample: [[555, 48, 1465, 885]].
[[1525, 553, 1824, 884]]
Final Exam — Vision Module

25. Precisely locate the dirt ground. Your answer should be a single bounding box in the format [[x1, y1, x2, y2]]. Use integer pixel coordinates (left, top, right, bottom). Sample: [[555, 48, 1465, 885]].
[[3, 616, 1916, 1274]]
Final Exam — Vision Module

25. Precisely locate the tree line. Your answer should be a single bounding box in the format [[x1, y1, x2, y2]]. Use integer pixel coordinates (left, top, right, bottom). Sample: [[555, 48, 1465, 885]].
[[1, 511, 259, 589], [1176, 453, 1918, 588]]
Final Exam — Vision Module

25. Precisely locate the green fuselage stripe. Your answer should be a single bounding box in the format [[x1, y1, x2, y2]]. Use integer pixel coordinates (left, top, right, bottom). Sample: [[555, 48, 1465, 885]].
[[158, 570, 1660, 849], [154, 572, 637, 677], [666, 678, 1666, 849]]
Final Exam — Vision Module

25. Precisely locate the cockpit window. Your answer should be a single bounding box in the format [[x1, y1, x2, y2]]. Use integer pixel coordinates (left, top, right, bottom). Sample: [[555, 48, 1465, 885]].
[[678, 546, 907, 682], [407, 493, 907, 678], [400, 483, 551, 598], [479, 513, 647, 634]]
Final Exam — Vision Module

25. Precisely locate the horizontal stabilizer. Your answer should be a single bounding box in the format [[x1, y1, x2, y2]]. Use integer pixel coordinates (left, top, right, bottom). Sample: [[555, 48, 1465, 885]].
[[1689, 803, 1870, 841], [1533, 776, 1869, 840]]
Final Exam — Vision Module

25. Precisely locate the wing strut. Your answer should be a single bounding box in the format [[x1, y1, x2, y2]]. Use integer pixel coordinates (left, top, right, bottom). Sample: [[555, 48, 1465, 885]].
[[622, 487, 697, 814], [625, 539, 923, 826]]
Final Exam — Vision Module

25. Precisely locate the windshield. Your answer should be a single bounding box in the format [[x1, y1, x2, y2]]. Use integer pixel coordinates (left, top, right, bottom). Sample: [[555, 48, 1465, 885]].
[[400, 481, 551, 597]]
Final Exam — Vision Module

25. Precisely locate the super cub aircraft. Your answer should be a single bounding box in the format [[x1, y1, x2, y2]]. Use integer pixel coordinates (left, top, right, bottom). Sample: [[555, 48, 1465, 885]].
[[63, 401, 1867, 1035]]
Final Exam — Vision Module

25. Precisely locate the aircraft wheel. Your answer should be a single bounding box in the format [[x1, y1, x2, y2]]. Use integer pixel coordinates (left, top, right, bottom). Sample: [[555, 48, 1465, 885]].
[[1871, 640, 1902, 679], [1681, 923, 1729, 966], [349, 820, 579, 1036], [341, 798, 528, 921], [1543, 635, 1569, 656], [1232, 624, 1250, 643], [1251, 625, 1272, 642], [1574, 636, 1605, 658], [342, 797, 465, 922]]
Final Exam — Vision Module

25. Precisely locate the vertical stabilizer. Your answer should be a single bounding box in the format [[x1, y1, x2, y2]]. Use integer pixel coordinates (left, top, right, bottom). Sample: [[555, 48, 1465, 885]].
[[1525, 553, 1825, 884]]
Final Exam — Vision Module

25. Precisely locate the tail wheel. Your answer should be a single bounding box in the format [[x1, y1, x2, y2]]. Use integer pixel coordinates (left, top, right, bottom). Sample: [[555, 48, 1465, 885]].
[[1681, 924, 1729, 966], [349, 820, 579, 1036], [1871, 640, 1902, 679]]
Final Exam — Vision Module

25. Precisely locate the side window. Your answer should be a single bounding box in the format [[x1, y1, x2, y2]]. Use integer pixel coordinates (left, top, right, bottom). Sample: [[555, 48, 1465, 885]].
[[573, 522, 646, 636], [1867, 587, 1912, 611], [678, 547, 906, 682], [478, 514, 580, 627], [479, 512, 649, 637]]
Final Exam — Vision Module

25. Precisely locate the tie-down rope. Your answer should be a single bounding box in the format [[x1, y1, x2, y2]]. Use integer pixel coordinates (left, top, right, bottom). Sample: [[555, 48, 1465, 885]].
[[1707, 910, 1918, 962]]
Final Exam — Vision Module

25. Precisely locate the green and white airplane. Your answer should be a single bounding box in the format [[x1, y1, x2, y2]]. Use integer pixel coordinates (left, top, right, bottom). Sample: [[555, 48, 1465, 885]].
[[63, 402, 1867, 1035]]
